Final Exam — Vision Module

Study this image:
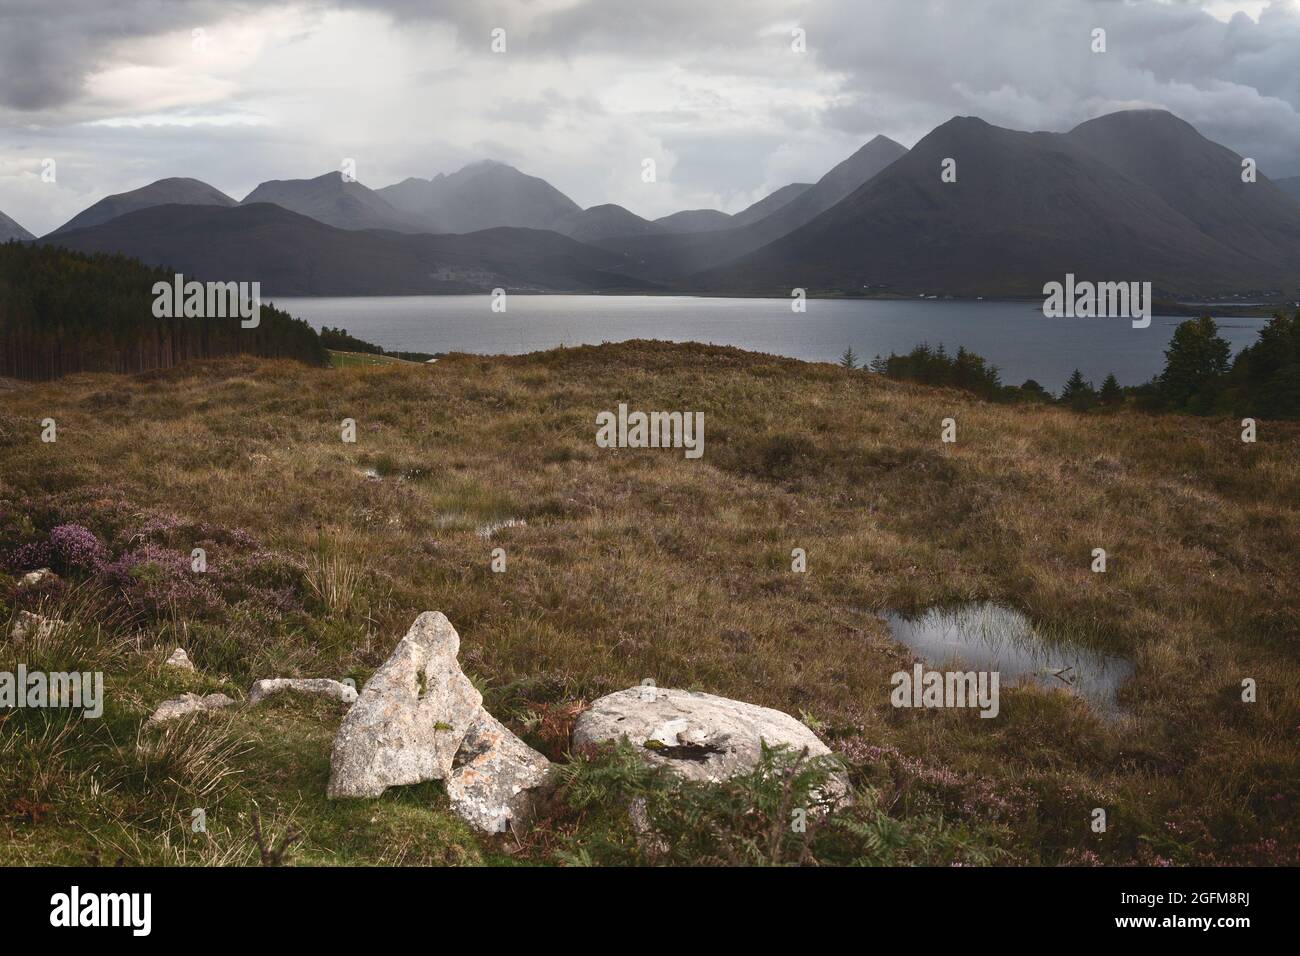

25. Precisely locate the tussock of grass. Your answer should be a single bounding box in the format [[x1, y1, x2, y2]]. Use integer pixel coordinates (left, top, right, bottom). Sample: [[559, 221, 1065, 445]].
[[0, 340, 1296, 865]]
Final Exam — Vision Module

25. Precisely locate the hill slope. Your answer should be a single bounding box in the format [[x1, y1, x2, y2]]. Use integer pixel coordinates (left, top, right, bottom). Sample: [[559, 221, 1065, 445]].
[[1273, 175, 1300, 205], [0, 209, 33, 242], [730, 183, 813, 226], [49, 177, 236, 235], [557, 204, 664, 241], [593, 136, 908, 279]]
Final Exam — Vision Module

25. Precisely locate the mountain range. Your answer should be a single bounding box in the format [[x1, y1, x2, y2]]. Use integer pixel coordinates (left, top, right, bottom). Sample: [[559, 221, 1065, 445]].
[[20, 109, 1300, 298], [699, 110, 1300, 296], [40, 202, 660, 295]]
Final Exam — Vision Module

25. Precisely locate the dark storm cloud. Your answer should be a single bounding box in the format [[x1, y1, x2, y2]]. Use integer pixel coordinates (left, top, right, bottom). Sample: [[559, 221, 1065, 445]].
[[805, 0, 1300, 173]]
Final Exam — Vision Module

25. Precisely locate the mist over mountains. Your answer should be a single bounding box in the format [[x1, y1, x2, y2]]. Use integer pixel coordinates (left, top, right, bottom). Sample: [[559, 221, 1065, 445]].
[[18, 109, 1300, 300]]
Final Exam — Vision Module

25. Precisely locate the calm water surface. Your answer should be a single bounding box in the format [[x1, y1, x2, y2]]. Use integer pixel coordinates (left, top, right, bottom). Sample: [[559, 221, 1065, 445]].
[[882, 603, 1134, 714], [273, 294, 1271, 392]]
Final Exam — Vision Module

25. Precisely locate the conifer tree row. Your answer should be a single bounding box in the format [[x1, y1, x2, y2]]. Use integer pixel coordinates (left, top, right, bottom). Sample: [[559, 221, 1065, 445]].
[[0, 241, 328, 380]]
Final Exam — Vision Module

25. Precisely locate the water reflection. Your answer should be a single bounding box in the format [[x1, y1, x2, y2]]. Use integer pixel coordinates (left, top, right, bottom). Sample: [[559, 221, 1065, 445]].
[[881, 603, 1133, 714]]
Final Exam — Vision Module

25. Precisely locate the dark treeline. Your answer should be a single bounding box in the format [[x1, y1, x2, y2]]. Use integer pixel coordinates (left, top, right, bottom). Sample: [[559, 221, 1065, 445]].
[[861, 310, 1300, 419], [862, 344, 1005, 401], [0, 242, 328, 381], [319, 326, 436, 363]]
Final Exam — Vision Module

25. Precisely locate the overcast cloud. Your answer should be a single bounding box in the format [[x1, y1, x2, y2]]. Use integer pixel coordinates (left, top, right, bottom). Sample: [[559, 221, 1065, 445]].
[[1, 0, 1298, 234]]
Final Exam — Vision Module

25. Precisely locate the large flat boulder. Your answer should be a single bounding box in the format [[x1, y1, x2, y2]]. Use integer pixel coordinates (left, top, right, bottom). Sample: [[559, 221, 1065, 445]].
[[327, 612, 483, 799], [446, 712, 551, 833], [572, 686, 845, 792]]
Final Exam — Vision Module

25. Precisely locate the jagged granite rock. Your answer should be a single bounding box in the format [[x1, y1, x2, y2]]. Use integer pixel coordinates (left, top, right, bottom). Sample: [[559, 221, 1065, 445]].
[[164, 648, 196, 670], [250, 677, 358, 707], [572, 686, 847, 795], [447, 712, 551, 833], [327, 612, 483, 799], [147, 692, 235, 724]]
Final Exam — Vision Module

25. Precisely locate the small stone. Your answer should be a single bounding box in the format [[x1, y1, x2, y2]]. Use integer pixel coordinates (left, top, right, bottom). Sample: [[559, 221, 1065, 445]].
[[327, 612, 483, 799], [447, 712, 551, 833], [18, 568, 57, 589], [9, 611, 65, 642], [164, 648, 195, 671], [250, 677, 358, 707], [147, 692, 235, 724]]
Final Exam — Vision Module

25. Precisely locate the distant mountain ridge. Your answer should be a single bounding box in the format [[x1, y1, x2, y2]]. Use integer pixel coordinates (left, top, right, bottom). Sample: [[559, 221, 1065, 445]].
[[49, 177, 235, 236], [41, 201, 661, 296], [654, 209, 733, 233], [377, 160, 581, 233], [0, 210, 33, 242], [698, 111, 1300, 297], [26, 109, 1298, 299], [240, 172, 431, 233]]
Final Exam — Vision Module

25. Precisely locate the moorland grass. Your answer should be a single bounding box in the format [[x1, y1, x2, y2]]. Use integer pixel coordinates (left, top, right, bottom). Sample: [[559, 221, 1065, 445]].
[[0, 340, 1296, 865]]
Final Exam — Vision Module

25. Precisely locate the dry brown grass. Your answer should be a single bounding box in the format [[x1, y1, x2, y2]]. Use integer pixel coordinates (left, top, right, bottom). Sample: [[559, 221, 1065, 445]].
[[1, 339, 1296, 864]]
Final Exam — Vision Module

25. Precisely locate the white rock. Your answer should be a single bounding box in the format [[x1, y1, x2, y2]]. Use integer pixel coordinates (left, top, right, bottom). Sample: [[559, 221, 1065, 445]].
[[147, 692, 235, 724], [9, 611, 66, 642], [572, 686, 848, 796], [18, 568, 57, 588], [327, 612, 483, 799], [164, 647, 195, 671], [250, 677, 358, 707], [446, 711, 550, 833]]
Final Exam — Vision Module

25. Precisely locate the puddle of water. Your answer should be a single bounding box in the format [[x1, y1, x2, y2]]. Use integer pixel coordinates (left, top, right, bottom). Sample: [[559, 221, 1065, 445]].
[[881, 602, 1133, 715], [475, 518, 527, 539]]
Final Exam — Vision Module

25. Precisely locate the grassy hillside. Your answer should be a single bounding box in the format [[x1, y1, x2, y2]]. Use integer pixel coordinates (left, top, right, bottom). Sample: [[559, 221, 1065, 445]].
[[1, 341, 1296, 865]]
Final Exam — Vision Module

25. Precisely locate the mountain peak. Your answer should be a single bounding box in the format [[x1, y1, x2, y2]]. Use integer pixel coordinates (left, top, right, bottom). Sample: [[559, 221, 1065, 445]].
[[49, 177, 236, 236], [462, 159, 511, 172], [240, 172, 430, 233], [377, 160, 581, 233]]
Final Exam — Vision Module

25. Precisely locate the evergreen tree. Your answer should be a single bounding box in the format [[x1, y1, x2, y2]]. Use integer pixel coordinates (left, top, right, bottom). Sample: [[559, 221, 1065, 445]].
[[839, 347, 859, 370], [1098, 373, 1123, 406], [1059, 369, 1097, 411], [1224, 310, 1300, 419], [1158, 316, 1231, 414]]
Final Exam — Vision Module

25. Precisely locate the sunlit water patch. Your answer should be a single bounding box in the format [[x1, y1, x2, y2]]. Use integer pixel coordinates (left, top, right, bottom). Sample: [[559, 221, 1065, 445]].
[[881, 603, 1133, 715]]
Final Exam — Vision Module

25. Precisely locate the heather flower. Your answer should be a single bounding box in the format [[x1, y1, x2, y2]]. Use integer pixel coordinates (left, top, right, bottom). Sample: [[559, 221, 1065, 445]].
[[48, 523, 108, 572], [8, 540, 51, 571]]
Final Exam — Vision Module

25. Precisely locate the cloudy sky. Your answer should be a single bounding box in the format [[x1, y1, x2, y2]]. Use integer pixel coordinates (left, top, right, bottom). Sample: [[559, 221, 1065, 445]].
[[2, 0, 1299, 235]]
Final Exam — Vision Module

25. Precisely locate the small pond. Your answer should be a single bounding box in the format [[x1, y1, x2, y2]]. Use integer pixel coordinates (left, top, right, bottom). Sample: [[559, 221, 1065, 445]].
[[881, 602, 1133, 715]]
